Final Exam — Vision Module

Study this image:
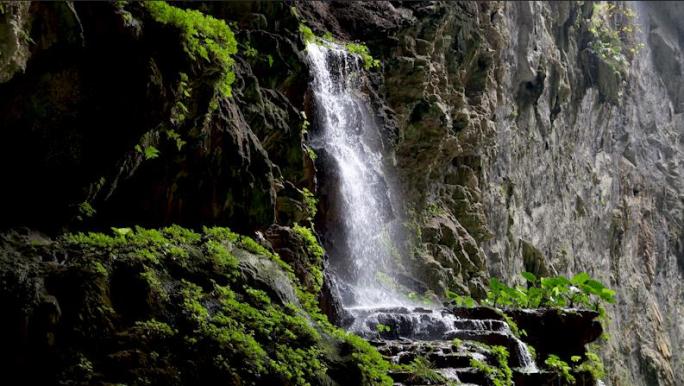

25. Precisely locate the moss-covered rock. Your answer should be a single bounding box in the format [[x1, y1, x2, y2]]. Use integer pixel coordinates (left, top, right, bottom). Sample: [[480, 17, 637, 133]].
[[0, 226, 392, 386]]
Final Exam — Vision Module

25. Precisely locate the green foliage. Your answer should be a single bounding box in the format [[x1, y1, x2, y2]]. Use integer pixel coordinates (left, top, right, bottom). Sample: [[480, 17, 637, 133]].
[[55, 225, 394, 385], [298, 22, 380, 70], [131, 319, 177, 341], [491, 345, 513, 386], [298, 23, 316, 44], [301, 188, 318, 221], [501, 312, 526, 338], [575, 349, 605, 380], [242, 42, 258, 58], [470, 346, 513, 386], [478, 272, 615, 311], [345, 42, 381, 70], [446, 291, 477, 308], [293, 224, 325, 292], [425, 202, 447, 217], [77, 202, 96, 220], [293, 224, 324, 261], [545, 354, 576, 384], [587, 2, 644, 73], [401, 356, 446, 384], [144, 1, 237, 98], [375, 323, 391, 333], [135, 144, 160, 160], [342, 333, 393, 386], [305, 145, 318, 161]]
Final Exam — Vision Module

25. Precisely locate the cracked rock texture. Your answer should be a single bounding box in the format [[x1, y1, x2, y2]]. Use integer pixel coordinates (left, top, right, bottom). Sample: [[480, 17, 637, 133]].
[[306, 1, 684, 384]]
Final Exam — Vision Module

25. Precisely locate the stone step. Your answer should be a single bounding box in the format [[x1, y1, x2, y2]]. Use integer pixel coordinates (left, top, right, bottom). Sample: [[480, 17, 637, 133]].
[[445, 330, 530, 368], [452, 318, 508, 332], [451, 367, 490, 385], [427, 352, 473, 368]]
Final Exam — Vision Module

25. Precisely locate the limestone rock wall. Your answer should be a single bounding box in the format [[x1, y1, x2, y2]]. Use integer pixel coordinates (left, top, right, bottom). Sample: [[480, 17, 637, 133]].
[[354, 1, 684, 385], [307, 1, 684, 384]]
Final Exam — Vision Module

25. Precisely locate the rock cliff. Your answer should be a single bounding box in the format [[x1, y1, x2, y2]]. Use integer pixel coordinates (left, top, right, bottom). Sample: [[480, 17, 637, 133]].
[[0, 1, 682, 385]]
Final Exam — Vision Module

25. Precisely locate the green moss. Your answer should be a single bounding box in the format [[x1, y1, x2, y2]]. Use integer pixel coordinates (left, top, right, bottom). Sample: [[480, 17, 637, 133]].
[[144, 1, 237, 97], [298, 22, 380, 70], [491, 346, 513, 386], [33, 225, 394, 385], [468, 345, 512, 386], [293, 224, 324, 292], [131, 319, 177, 341], [204, 239, 238, 272], [340, 332, 393, 386], [298, 24, 316, 44], [77, 202, 96, 220], [301, 188, 318, 220], [345, 42, 380, 70]]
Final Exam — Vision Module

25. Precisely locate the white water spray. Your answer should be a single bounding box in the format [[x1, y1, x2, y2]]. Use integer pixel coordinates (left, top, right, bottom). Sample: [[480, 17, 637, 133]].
[[306, 42, 408, 308]]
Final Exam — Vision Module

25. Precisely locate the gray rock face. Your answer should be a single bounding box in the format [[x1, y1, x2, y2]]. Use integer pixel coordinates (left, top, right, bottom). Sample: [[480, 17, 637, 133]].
[[309, 1, 684, 385], [362, 2, 684, 385], [482, 3, 684, 385]]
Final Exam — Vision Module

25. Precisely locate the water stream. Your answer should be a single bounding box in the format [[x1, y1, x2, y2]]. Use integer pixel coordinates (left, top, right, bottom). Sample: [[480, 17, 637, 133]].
[[306, 42, 408, 308]]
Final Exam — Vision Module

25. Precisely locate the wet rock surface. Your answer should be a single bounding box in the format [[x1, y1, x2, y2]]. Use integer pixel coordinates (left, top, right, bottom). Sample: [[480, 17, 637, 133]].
[[504, 308, 603, 362], [358, 306, 600, 386]]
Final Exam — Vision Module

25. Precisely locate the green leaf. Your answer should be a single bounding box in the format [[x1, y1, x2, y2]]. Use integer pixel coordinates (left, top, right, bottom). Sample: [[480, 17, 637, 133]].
[[571, 272, 590, 285], [144, 146, 160, 160], [521, 271, 537, 284], [112, 227, 133, 237]]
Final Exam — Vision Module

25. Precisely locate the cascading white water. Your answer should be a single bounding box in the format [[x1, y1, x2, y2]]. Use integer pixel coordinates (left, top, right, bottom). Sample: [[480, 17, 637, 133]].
[[306, 42, 408, 308]]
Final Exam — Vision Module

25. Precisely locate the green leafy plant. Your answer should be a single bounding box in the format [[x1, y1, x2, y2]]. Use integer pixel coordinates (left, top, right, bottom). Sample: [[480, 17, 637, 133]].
[[135, 144, 160, 160], [301, 188, 318, 221], [404, 357, 446, 384], [479, 272, 615, 311], [77, 202, 96, 219], [545, 354, 575, 384], [242, 42, 258, 58], [587, 2, 644, 73], [345, 42, 381, 70], [470, 351, 512, 386], [298, 24, 316, 44], [575, 349, 605, 380], [375, 323, 391, 333], [446, 291, 477, 308], [144, 1, 237, 98], [298, 23, 380, 70]]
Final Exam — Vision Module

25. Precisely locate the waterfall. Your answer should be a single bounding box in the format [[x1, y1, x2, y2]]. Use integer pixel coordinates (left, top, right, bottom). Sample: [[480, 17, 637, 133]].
[[306, 42, 408, 308], [305, 41, 538, 378]]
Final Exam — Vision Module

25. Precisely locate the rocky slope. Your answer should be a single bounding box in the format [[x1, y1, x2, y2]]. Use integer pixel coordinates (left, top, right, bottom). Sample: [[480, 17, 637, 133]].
[[1, 1, 682, 385]]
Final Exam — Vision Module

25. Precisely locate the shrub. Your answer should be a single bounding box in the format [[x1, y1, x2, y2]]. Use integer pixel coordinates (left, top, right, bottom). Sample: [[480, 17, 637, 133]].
[[459, 271, 617, 311], [545, 354, 575, 384], [144, 1, 237, 97], [587, 2, 643, 74]]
